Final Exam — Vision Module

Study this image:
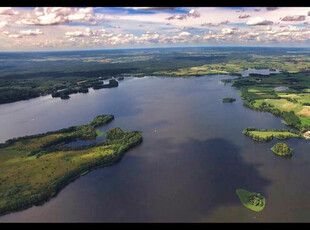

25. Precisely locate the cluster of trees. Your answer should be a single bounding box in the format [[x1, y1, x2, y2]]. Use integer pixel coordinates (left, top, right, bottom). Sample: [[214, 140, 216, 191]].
[[0, 88, 41, 104], [282, 111, 301, 128], [90, 115, 114, 128], [91, 79, 119, 90], [222, 97, 236, 103], [271, 142, 293, 156], [106, 127, 125, 140], [249, 193, 265, 207], [50, 78, 119, 100]]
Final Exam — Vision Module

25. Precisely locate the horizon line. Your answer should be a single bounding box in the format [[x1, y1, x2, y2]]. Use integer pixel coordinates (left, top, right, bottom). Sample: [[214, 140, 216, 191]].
[[1, 45, 310, 53]]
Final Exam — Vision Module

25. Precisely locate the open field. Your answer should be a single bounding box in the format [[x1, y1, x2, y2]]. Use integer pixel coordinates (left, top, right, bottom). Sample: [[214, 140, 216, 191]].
[[232, 72, 310, 131]]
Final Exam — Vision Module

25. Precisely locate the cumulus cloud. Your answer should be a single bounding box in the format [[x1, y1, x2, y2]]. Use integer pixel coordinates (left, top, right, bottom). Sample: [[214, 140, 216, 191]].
[[4, 29, 43, 38], [166, 9, 200, 20], [166, 14, 187, 20], [221, 27, 240, 35], [0, 7, 19, 15], [3, 7, 310, 50], [238, 15, 251, 19], [201, 20, 230, 27], [20, 29, 43, 36], [0, 21, 7, 27], [281, 15, 306, 22], [18, 7, 105, 26], [246, 17, 273, 26], [188, 9, 200, 18], [179, 31, 191, 36]]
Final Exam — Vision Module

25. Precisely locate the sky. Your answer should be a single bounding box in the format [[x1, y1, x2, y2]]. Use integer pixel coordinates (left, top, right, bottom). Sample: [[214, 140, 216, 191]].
[[1, 7, 310, 51]]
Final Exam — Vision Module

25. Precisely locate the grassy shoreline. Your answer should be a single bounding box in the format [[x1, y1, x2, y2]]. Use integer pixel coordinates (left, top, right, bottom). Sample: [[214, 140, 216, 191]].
[[242, 127, 301, 142]]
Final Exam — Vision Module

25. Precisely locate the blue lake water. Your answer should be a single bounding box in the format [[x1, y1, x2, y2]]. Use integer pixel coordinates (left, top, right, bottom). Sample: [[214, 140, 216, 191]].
[[0, 76, 309, 222]]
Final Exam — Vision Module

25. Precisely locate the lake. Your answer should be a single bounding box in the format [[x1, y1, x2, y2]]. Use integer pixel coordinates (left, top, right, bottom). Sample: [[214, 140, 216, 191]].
[[0, 75, 310, 222], [240, 69, 281, 77]]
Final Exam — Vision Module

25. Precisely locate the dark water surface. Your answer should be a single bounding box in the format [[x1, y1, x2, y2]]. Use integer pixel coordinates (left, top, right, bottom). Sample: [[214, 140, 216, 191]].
[[0, 76, 310, 222]]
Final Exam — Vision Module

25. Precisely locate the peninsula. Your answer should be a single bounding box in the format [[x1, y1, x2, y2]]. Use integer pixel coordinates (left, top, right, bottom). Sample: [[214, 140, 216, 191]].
[[0, 115, 143, 216]]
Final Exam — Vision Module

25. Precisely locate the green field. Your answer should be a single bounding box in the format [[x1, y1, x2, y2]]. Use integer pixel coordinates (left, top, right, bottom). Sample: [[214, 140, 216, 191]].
[[232, 72, 310, 131], [0, 115, 143, 216]]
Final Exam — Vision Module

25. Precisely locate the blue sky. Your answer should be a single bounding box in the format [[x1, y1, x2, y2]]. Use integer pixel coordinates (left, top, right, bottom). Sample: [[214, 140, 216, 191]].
[[0, 7, 310, 51]]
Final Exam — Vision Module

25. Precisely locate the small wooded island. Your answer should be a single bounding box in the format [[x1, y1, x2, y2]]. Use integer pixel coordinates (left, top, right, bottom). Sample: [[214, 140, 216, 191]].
[[236, 189, 266, 212], [222, 97, 236, 103], [0, 114, 142, 216], [271, 142, 293, 157]]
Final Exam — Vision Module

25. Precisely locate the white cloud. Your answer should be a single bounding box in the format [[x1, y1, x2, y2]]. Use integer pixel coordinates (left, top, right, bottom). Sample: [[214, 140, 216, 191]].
[[179, 31, 191, 36], [0, 7, 19, 15], [166, 9, 200, 21], [246, 17, 273, 26], [19, 7, 105, 26], [20, 29, 43, 36], [0, 21, 7, 27], [201, 20, 229, 27], [188, 9, 200, 18], [4, 29, 43, 38]]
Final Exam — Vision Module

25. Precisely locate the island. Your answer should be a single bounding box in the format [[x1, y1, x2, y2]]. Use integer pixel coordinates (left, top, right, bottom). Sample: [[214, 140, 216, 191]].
[[236, 189, 266, 212], [271, 142, 293, 157], [0, 114, 143, 216], [242, 127, 301, 142], [222, 97, 236, 103]]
